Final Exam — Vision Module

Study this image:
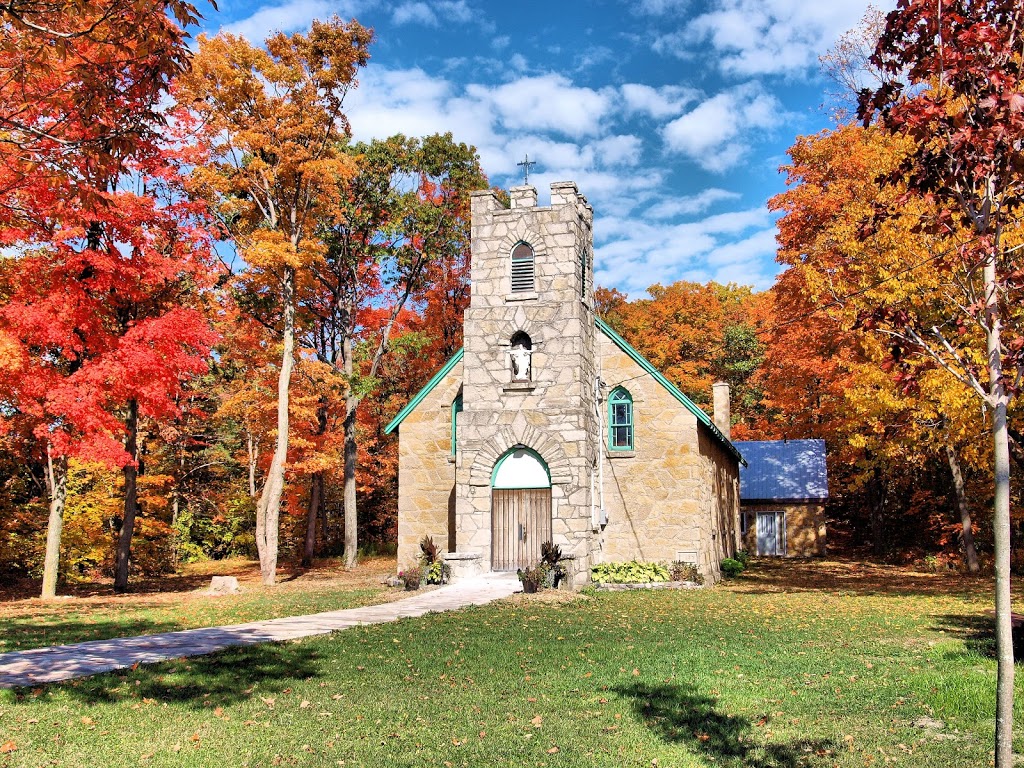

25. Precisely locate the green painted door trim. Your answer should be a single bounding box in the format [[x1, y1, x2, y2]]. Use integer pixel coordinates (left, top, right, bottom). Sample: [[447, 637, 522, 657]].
[[491, 446, 551, 488]]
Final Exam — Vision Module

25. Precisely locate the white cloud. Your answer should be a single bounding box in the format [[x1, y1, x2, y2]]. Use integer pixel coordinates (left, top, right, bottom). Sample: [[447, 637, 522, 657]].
[[466, 74, 615, 138], [593, 207, 778, 294], [223, 0, 368, 41], [652, 0, 896, 77], [392, 0, 473, 27], [491, 35, 510, 51], [621, 83, 697, 119], [592, 135, 643, 167], [508, 53, 529, 72], [575, 46, 614, 71], [645, 188, 741, 219], [392, 2, 436, 25], [662, 83, 786, 172]]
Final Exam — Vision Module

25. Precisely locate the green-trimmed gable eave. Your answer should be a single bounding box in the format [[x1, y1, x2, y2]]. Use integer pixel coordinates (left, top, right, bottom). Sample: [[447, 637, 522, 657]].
[[384, 349, 464, 435], [595, 318, 746, 467]]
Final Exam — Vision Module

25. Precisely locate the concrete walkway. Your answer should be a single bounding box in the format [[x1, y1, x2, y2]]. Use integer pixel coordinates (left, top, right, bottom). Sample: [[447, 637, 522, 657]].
[[0, 573, 520, 688]]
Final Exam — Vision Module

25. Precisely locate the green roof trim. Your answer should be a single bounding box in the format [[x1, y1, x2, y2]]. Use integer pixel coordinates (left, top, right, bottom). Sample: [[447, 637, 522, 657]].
[[384, 349, 464, 435], [596, 318, 745, 466]]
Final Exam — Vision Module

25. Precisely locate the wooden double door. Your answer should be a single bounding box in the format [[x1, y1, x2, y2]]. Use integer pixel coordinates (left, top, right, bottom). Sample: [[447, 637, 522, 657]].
[[491, 488, 552, 571]]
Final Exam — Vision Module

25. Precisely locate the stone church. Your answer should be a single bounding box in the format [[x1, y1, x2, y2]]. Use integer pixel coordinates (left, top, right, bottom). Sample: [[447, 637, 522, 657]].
[[384, 182, 743, 586]]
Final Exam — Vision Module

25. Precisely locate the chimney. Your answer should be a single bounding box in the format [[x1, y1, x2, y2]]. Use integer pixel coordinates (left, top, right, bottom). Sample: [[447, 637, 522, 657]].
[[712, 381, 731, 440]]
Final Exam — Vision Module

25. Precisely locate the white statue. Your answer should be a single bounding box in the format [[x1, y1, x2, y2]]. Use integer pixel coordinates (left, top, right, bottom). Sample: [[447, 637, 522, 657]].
[[509, 344, 532, 380]]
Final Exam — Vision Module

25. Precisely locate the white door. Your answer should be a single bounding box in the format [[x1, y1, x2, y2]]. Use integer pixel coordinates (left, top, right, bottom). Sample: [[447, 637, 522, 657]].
[[756, 512, 786, 556]]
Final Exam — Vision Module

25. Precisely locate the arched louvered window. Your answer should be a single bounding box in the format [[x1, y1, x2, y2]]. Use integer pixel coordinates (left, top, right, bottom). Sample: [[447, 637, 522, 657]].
[[608, 387, 633, 451], [510, 242, 535, 293]]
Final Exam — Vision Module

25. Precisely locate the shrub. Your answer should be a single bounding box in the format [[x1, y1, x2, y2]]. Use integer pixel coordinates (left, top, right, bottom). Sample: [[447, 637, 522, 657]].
[[735, 549, 750, 567], [669, 560, 703, 584], [591, 560, 670, 585], [720, 558, 745, 577]]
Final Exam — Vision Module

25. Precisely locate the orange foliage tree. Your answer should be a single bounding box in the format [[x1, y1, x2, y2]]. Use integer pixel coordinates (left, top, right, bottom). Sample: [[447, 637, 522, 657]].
[[597, 281, 766, 417], [768, 122, 998, 565], [175, 18, 373, 584]]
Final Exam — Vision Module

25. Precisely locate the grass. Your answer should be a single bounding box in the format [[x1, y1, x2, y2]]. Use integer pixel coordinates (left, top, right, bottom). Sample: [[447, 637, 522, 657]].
[[0, 557, 397, 653], [0, 558, 1021, 767]]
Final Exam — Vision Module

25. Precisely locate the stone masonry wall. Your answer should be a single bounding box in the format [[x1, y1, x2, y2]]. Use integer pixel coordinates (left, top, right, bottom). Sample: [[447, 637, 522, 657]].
[[697, 427, 741, 581], [395, 361, 463, 571], [740, 502, 827, 557], [596, 336, 733, 583], [454, 184, 599, 584]]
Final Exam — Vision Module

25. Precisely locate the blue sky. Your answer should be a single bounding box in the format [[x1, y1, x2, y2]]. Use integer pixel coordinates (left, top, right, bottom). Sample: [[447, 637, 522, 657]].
[[205, 0, 891, 297]]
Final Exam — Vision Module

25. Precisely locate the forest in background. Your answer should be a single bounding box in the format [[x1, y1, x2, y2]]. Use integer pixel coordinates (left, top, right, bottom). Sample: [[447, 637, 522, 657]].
[[1, 1, 1021, 591]]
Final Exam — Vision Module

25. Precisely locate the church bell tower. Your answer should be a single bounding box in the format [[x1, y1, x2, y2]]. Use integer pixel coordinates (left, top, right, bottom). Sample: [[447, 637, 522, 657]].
[[453, 182, 599, 583]]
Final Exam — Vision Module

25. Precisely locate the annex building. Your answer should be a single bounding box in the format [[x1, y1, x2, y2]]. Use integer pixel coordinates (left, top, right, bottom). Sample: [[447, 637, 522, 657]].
[[384, 182, 743, 586]]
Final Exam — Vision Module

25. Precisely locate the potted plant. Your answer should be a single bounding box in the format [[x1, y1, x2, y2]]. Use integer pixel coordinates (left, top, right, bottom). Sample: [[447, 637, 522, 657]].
[[419, 535, 451, 585], [399, 566, 423, 591], [517, 564, 547, 594], [540, 541, 568, 588]]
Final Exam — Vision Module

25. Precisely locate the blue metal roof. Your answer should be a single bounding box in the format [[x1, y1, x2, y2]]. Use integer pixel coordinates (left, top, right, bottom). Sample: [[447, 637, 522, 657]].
[[734, 439, 828, 501]]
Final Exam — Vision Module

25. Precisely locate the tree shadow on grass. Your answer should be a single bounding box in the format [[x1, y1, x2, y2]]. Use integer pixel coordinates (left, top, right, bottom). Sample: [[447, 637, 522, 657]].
[[0, 616, 182, 653], [728, 558, 998, 600], [931, 614, 1023, 662], [614, 681, 836, 768], [10, 642, 322, 708]]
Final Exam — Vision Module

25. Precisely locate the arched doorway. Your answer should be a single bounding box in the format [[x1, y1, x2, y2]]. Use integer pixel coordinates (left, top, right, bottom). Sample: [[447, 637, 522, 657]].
[[491, 447, 552, 571]]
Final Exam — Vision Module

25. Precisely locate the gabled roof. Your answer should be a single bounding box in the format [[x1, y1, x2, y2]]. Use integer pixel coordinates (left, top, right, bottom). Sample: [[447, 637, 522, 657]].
[[382, 321, 745, 467], [596, 318, 744, 465], [384, 349, 464, 435], [733, 439, 828, 501]]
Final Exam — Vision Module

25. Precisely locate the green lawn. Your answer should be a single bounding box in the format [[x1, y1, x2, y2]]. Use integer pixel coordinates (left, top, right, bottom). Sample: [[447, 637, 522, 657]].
[[0, 559, 1020, 767], [0, 558, 396, 653]]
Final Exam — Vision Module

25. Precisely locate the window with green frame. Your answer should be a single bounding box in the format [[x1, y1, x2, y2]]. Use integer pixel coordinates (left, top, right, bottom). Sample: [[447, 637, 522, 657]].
[[451, 390, 463, 455], [608, 387, 633, 450]]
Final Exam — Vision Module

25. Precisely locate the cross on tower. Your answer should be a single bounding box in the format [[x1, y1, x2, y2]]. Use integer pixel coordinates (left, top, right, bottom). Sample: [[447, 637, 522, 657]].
[[516, 154, 537, 185]]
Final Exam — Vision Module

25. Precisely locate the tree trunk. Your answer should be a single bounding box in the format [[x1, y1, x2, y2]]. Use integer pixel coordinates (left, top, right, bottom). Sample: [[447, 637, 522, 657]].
[[343, 395, 358, 569], [255, 266, 295, 586], [984, 255, 1014, 768], [302, 398, 329, 567], [114, 398, 139, 593], [302, 472, 323, 567], [867, 467, 886, 558], [40, 448, 67, 599], [247, 430, 258, 497], [943, 439, 980, 573]]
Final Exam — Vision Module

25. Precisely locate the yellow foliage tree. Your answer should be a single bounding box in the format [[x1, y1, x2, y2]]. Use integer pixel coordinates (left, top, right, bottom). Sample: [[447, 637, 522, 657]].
[[175, 18, 372, 584]]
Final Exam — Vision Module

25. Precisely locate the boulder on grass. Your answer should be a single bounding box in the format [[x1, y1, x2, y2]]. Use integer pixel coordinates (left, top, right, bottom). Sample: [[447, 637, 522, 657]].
[[208, 575, 240, 595]]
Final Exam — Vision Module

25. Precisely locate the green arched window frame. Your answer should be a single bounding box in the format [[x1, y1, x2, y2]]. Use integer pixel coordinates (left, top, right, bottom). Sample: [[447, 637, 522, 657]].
[[451, 390, 464, 455], [608, 387, 633, 451]]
